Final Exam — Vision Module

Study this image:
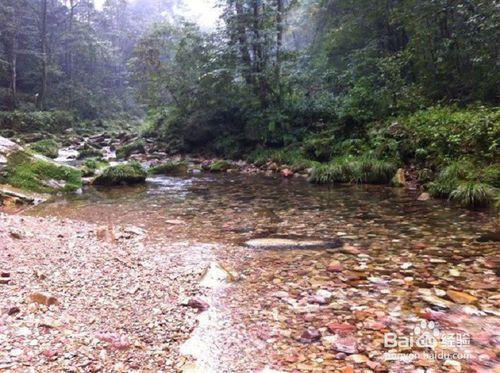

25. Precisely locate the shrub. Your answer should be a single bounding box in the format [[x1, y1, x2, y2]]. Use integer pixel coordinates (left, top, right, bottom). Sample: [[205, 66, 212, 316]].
[[450, 182, 496, 209], [29, 139, 59, 158], [0, 111, 76, 133], [309, 156, 396, 184]]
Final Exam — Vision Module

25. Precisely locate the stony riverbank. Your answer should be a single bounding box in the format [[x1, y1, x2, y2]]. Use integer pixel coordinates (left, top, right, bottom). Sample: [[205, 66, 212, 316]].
[[0, 212, 209, 371]]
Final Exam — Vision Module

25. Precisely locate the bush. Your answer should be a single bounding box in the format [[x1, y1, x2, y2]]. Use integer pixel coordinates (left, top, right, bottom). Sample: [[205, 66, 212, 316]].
[[93, 162, 147, 185], [450, 182, 496, 209], [0, 111, 76, 133], [29, 139, 59, 158], [116, 139, 146, 159], [383, 106, 500, 166], [309, 156, 396, 184]]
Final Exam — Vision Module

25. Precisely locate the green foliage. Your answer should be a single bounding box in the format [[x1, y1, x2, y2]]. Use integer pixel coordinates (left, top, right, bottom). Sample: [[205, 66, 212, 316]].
[[29, 139, 59, 158], [450, 182, 496, 209], [387, 106, 500, 165], [116, 140, 146, 159], [149, 161, 188, 175], [93, 162, 147, 186], [0, 111, 75, 133], [5, 151, 81, 193], [480, 165, 500, 188], [309, 156, 396, 185], [81, 158, 108, 177], [428, 161, 499, 208]]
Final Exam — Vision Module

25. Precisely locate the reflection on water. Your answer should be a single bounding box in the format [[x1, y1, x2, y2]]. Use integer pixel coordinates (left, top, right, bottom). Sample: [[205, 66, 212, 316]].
[[28, 173, 497, 244]]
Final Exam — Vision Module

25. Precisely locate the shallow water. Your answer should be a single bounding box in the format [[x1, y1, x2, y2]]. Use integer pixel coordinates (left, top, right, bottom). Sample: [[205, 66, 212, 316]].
[[28, 174, 499, 371]]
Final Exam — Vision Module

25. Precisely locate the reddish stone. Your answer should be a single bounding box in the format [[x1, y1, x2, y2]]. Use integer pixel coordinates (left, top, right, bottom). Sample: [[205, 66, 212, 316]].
[[281, 168, 294, 178], [327, 261, 343, 272], [327, 322, 357, 335], [299, 328, 321, 343], [413, 242, 427, 250], [187, 298, 210, 312]]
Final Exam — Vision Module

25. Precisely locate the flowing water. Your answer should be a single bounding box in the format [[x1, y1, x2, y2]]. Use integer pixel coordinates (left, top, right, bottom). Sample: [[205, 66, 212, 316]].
[[27, 174, 499, 372]]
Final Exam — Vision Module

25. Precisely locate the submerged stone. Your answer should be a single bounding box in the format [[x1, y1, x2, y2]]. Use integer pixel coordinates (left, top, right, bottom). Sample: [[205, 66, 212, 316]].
[[244, 238, 341, 249]]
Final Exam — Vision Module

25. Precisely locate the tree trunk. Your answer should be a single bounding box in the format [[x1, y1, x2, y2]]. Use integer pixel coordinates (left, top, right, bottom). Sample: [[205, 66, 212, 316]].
[[9, 31, 18, 109], [275, 0, 283, 103], [39, 0, 48, 110], [234, 0, 252, 84]]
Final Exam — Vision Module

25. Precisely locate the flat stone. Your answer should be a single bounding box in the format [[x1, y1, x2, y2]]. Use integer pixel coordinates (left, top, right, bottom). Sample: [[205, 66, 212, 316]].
[[245, 238, 341, 249]]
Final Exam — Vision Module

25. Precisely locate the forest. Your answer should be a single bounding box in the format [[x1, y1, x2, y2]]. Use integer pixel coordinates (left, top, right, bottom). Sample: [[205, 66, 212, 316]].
[[1, 0, 499, 208], [1, 1, 499, 372]]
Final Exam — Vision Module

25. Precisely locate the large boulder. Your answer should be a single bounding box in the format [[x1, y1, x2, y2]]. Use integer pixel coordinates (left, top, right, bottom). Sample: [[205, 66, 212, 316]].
[[92, 162, 147, 186], [0, 136, 82, 194]]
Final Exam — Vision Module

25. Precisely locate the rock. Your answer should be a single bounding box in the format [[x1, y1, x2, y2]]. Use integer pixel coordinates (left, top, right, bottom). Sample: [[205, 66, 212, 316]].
[[321, 335, 337, 348], [392, 168, 405, 187], [0, 184, 47, 205], [95, 332, 131, 350], [272, 291, 289, 299], [96, 225, 116, 243], [245, 238, 341, 249], [9, 228, 24, 239], [308, 295, 328, 305], [331, 336, 358, 354], [327, 322, 357, 335], [327, 260, 343, 272], [92, 162, 147, 186], [7, 306, 20, 315], [347, 354, 369, 364], [417, 192, 431, 201], [299, 328, 321, 343], [421, 294, 454, 308], [9, 348, 23, 357], [446, 290, 477, 304], [209, 160, 231, 172], [340, 244, 361, 255], [281, 168, 294, 178], [187, 298, 209, 312], [316, 289, 333, 300], [476, 231, 500, 242], [28, 293, 59, 306], [443, 359, 461, 372]]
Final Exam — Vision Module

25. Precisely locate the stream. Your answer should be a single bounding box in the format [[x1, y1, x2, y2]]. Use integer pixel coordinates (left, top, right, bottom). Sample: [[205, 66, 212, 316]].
[[27, 173, 499, 372]]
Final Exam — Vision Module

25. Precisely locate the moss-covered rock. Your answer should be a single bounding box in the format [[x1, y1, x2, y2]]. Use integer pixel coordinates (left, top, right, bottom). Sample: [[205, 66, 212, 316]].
[[2, 150, 82, 193], [209, 160, 231, 172], [80, 157, 109, 177], [93, 162, 147, 186], [29, 139, 59, 158], [77, 144, 102, 159], [149, 161, 188, 175], [116, 139, 145, 159]]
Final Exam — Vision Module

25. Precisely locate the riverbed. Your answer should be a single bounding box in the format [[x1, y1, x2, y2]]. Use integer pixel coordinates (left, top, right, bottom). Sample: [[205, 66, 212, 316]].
[[10, 173, 500, 371]]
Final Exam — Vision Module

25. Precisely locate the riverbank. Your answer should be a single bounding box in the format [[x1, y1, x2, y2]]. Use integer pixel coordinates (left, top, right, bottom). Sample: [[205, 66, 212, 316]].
[[0, 212, 208, 371]]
